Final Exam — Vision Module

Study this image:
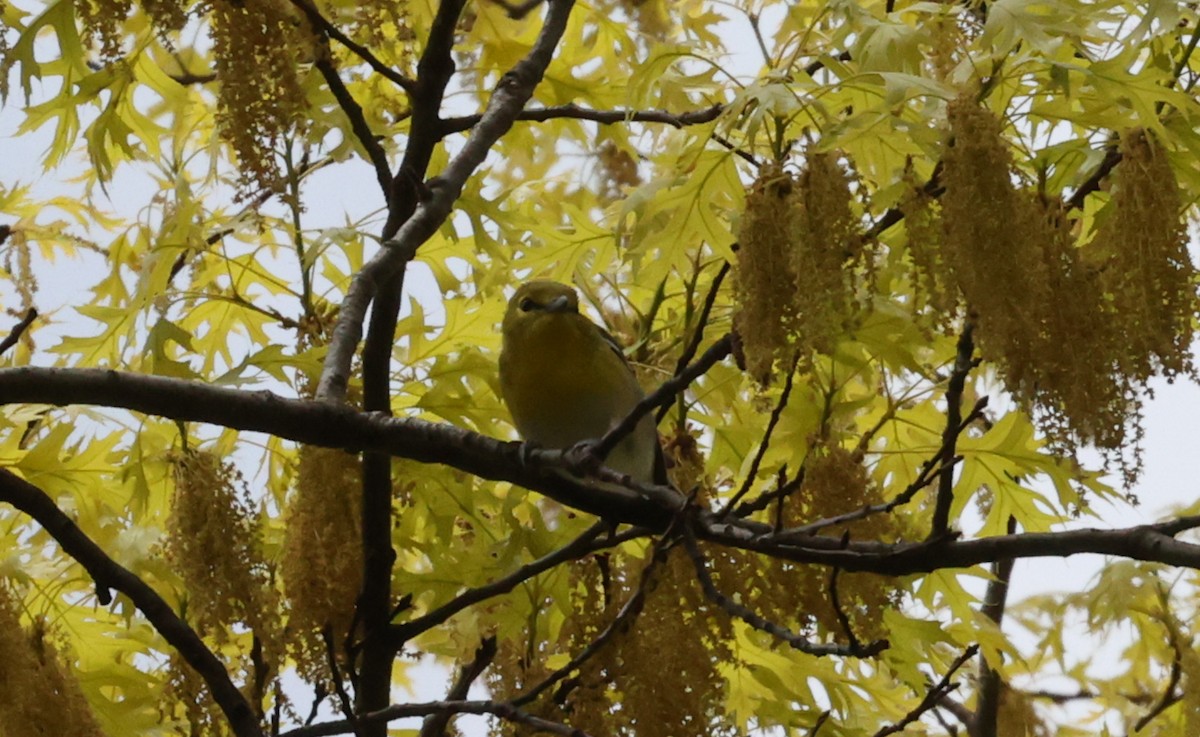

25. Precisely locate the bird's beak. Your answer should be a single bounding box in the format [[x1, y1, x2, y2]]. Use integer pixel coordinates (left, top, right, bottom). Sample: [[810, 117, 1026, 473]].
[[546, 295, 572, 313]]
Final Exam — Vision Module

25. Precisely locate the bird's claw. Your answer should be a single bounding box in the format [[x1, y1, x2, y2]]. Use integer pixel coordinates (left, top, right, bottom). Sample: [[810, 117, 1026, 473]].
[[516, 439, 542, 471], [565, 439, 604, 477]]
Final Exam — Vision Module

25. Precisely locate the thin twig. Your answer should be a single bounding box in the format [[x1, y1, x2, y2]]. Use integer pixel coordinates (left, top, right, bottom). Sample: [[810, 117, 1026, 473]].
[[1134, 585, 1185, 732], [510, 517, 685, 708], [762, 397, 986, 535], [0, 308, 37, 356], [828, 556, 862, 653], [1065, 146, 1121, 211], [719, 351, 799, 517], [391, 523, 644, 643], [929, 320, 975, 538], [419, 637, 498, 737], [711, 132, 762, 167], [873, 645, 980, 737], [681, 522, 887, 657], [314, 54, 393, 200], [289, 0, 417, 92], [731, 466, 803, 518], [323, 626, 364, 737], [592, 334, 732, 465], [661, 260, 731, 423]]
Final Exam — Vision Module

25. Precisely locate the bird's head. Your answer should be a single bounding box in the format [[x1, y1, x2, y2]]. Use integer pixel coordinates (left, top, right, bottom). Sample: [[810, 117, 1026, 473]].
[[502, 280, 581, 338]]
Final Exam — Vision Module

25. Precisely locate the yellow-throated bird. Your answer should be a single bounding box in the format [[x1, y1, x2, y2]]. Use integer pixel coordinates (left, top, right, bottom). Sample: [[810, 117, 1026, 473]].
[[499, 280, 668, 486]]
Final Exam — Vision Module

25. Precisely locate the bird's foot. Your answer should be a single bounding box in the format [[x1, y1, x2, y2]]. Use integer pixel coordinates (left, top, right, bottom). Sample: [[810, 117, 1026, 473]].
[[515, 439, 543, 471], [564, 439, 604, 477]]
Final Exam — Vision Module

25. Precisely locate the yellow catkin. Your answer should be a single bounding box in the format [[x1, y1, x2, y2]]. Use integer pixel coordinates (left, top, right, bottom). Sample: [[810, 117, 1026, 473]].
[[73, 0, 133, 59], [610, 548, 732, 737], [899, 176, 956, 325], [163, 652, 230, 737], [165, 450, 277, 648], [734, 165, 801, 382], [1023, 199, 1131, 457], [1092, 129, 1197, 385], [281, 445, 364, 684], [742, 444, 897, 640], [997, 684, 1050, 737], [0, 588, 106, 737], [206, 0, 316, 193], [791, 152, 864, 357], [941, 96, 1051, 389]]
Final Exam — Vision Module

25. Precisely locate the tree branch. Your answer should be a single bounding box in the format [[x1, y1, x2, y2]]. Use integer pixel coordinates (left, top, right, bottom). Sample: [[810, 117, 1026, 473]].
[[439, 102, 725, 135], [314, 53, 394, 200], [0, 307, 37, 356], [352, 0, 471, 727], [719, 351, 798, 518], [0, 469, 263, 737], [391, 523, 646, 644], [280, 699, 591, 737], [316, 0, 578, 403], [873, 645, 979, 737], [661, 259, 730, 424], [930, 320, 975, 538], [289, 0, 418, 93], [419, 637, 497, 737], [592, 334, 731, 466], [681, 522, 887, 657], [975, 516, 1017, 737], [7, 369, 1200, 573], [510, 522, 682, 708]]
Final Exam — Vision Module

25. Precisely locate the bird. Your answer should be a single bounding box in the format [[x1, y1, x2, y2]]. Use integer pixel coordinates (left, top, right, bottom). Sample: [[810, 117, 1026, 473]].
[[498, 280, 668, 487]]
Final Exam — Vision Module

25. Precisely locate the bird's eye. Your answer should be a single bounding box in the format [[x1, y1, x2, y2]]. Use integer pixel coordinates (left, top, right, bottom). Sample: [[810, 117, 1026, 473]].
[[519, 297, 536, 312]]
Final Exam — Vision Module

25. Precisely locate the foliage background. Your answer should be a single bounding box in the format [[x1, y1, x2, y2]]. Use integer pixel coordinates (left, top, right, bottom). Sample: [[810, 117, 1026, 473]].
[[2, 0, 1200, 736]]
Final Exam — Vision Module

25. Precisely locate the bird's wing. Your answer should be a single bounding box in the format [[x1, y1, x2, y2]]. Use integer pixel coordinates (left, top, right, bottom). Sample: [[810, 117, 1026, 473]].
[[594, 324, 671, 487], [594, 324, 638, 376]]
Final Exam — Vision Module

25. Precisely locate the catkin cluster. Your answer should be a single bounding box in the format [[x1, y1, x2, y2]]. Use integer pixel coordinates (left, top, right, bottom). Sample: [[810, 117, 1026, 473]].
[[611, 548, 733, 737], [0, 587, 104, 737], [734, 156, 865, 382], [738, 444, 898, 641], [166, 449, 277, 646], [204, 0, 316, 192], [489, 546, 734, 737], [281, 445, 364, 684], [928, 97, 1198, 476]]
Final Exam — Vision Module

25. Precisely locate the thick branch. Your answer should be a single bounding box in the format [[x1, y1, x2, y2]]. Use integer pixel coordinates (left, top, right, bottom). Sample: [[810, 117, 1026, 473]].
[[439, 102, 724, 135], [975, 516, 1017, 737], [316, 0, 578, 403], [280, 699, 589, 737], [7, 369, 1200, 572], [353, 0, 471, 726], [0, 469, 262, 737]]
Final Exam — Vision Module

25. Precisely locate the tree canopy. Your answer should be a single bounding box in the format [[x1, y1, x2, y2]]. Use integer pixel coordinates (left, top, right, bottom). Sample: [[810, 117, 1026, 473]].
[[1, 0, 1200, 736]]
